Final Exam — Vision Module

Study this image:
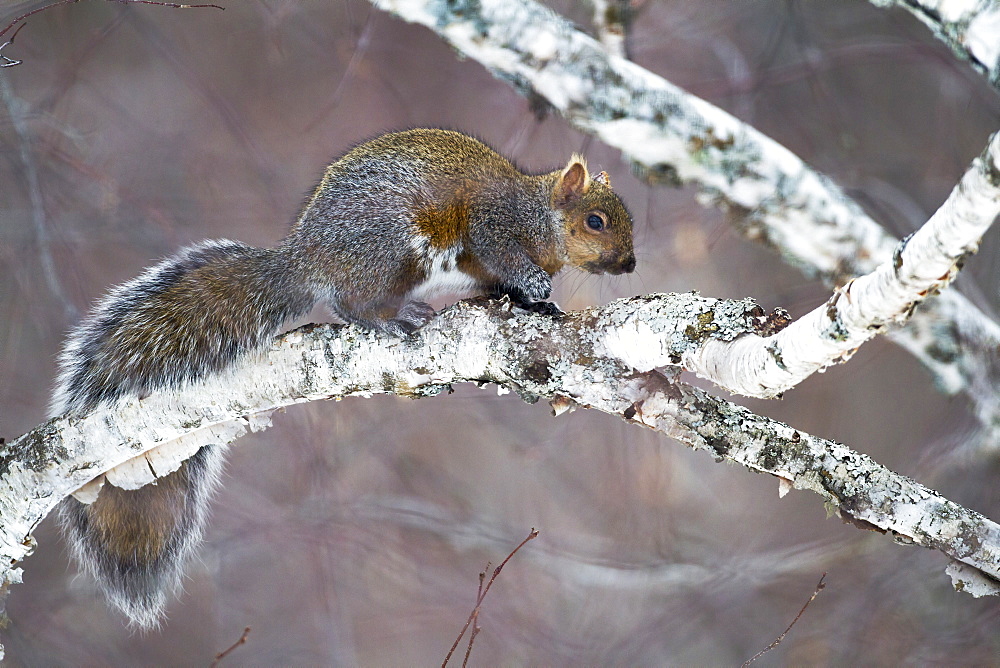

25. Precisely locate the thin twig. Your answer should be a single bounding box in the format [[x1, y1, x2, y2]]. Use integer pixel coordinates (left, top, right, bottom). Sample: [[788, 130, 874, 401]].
[[443, 528, 539, 668], [742, 573, 827, 666], [462, 621, 481, 668], [210, 625, 251, 667], [0, 22, 26, 67], [1, 0, 80, 39], [0, 0, 224, 47], [460, 565, 489, 667], [108, 0, 226, 5], [107, 0, 224, 8]]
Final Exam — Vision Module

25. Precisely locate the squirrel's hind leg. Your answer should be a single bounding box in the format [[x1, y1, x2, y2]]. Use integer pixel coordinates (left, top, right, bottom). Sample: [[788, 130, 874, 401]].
[[329, 296, 436, 338], [388, 300, 436, 336]]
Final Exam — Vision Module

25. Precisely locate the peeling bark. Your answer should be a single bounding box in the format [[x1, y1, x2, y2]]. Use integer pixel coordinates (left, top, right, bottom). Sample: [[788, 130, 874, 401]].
[[4, 1, 1000, 656], [688, 132, 1000, 397], [3, 296, 999, 629]]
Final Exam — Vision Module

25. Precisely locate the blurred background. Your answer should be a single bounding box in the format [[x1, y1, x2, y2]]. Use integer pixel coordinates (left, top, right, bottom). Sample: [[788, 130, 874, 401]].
[[2, 1, 999, 664]]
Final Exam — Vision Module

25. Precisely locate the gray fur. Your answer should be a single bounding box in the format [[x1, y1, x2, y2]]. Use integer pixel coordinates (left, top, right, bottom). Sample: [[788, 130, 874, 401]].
[[58, 444, 226, 629], [51, 239, 314, 415], [53, 239, 314, 629], [285, 129, 573, 319], [52, 128, 634, 629]]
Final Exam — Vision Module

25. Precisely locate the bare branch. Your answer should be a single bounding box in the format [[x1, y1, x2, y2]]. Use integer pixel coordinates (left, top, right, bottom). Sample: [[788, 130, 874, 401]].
[[743, 573, 827, 666], [4, 296, 999, 617], [0, 22, 26, 67], [367, 0, 1000, 441], [443, 529, 538, 667], [625, 375, 1000, 587], [686, 132, 1000, 398], [869, 0, 1000, 89], [0, 0, 224, 64], [210, 626, 251, 668]]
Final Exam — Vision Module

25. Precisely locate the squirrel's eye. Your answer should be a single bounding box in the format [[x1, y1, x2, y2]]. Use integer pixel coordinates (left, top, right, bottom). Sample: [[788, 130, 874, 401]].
[[586, 213, 605, 231]]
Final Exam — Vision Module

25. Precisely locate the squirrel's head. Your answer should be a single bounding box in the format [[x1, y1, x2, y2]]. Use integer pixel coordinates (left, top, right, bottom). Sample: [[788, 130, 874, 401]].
[[552, 156, 636, 275]]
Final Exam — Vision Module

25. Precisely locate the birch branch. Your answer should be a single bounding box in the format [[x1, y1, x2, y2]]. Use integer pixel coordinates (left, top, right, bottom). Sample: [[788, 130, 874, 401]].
[[3, 296, 999, 613], [587, 0, 631, 58], [367, 0, 1000, 439], [686, 132, 1000, 397], [869, 0, 1000, 89]]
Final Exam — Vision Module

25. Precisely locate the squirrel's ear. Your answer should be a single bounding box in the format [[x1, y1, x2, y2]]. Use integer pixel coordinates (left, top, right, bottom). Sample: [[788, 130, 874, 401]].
[[554, 156, 591, 207], [593, 170, 611, 187]]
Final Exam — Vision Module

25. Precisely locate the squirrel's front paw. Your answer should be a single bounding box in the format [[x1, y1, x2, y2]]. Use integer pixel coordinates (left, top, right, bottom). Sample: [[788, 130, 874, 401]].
[[507, 267, 552, 303], [383, 300, 436, 337]]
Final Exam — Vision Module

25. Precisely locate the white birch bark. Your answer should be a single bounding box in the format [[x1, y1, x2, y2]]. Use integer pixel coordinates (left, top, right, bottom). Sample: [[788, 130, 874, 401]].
[[869, 0, 1000, 89], [367, 0, 1000, 441], [4, 1, 1000, 657], [587, 0, 630, 58], [686, 132, 1000, 397], [3, 298, 1000, 618]]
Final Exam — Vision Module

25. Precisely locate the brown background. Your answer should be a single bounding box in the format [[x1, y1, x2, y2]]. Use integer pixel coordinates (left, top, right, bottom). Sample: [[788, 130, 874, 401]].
[[2, 1, 999, 664]]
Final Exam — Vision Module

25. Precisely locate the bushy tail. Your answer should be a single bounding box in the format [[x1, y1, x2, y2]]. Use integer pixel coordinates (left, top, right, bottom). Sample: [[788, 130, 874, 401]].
[[58, 445, 226, 629], [52, 239, 315, 627]]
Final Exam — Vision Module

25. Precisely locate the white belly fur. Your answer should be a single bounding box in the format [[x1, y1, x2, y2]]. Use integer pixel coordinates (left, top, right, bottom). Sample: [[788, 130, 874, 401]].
[[407, 248, 480, 301]]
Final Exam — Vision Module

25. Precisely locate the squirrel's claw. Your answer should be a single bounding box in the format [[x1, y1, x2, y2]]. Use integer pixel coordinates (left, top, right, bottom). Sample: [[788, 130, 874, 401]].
[[518, 300, 564, 317]]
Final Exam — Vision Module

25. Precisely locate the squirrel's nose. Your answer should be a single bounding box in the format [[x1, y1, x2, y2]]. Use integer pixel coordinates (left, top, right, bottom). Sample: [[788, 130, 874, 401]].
[[621, 254, 636, 273]]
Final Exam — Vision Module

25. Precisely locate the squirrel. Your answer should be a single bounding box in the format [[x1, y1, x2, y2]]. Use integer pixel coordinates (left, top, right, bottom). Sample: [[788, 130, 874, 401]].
[[51, 128, 635, 629]]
